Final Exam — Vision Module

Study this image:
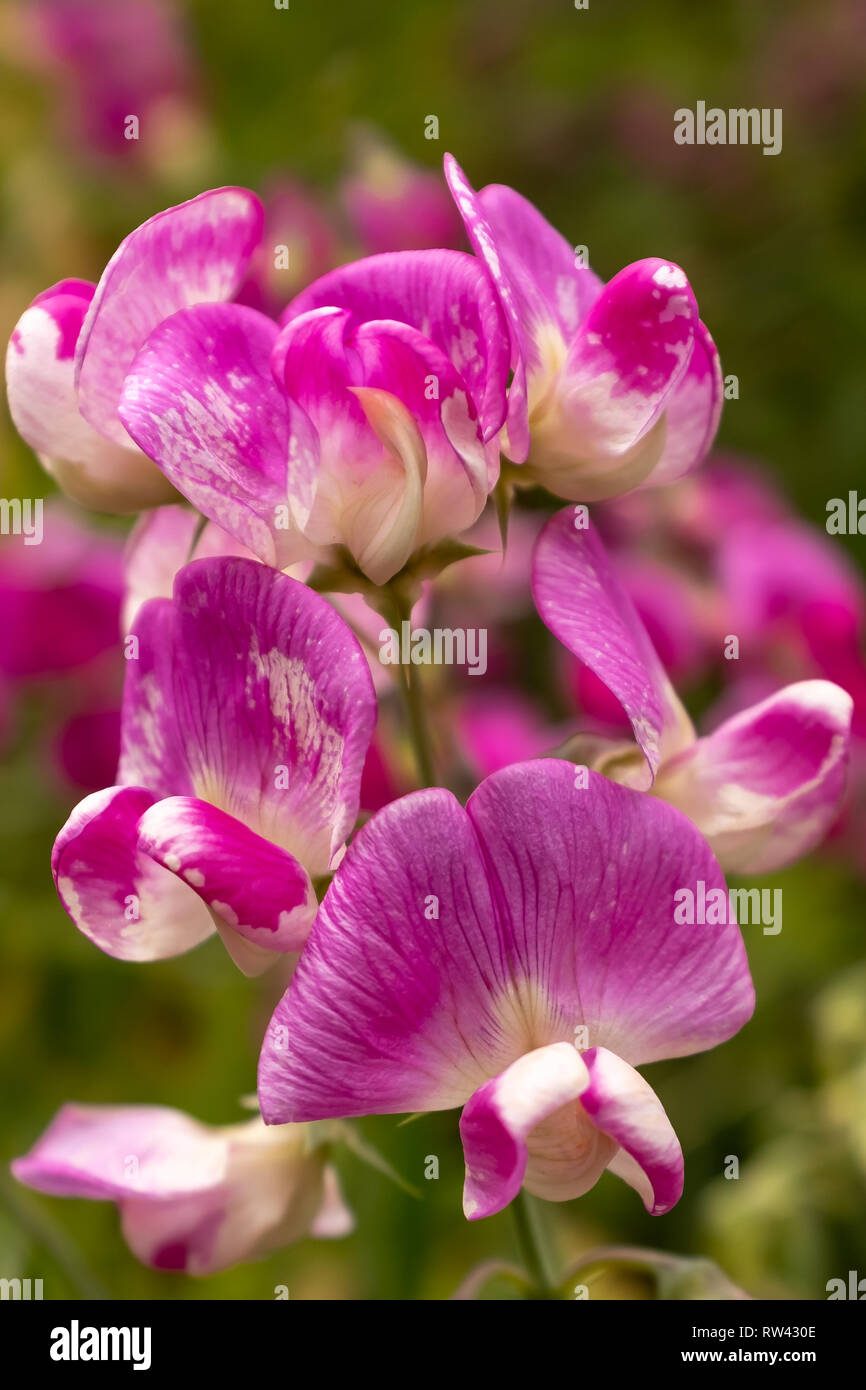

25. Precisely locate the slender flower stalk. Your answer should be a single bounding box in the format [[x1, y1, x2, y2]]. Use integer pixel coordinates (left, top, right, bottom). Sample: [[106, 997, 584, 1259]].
[[511, 1190, 557, 1300]]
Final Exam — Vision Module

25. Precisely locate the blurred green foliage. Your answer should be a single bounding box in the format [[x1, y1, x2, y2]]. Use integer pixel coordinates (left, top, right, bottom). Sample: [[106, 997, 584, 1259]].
[[1, 0, 865, 1299]]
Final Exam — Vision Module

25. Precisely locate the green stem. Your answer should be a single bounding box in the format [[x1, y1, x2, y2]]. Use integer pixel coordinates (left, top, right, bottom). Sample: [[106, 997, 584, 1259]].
[[395, 657, 436, 788], [511, 1190, 557, 1299], [380, 582, 436, 788]]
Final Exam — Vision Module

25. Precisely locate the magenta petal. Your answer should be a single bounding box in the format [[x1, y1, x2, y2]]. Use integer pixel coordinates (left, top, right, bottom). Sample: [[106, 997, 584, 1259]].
[[119, 303, 310, 568], [532, 507, 692, 783], [77, 187, 264, 446], [645, 320, 723, 486], [137, 795, 317, 954], [260, 762, 754, 1130], [655, 679, 854, 873], [52, 786, 214, 961], [443, 155, 531, 462], [465, 762, 755, 1063], [258, 787, 510, 1124], [580, 1047, 684, 1214], [120, 557, 376, 876], [282, 248, 509, 446], [562, 258, 698, 456]]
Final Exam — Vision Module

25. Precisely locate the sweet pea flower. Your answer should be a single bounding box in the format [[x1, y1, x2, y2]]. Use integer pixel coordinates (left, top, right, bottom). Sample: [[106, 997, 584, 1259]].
[[12, 1104, 352, 1275], [117, 247, 509, 585], [52, 556, 376, 974], [444, 155, 722, 500], [533, 507, 853, 875], [6, 187, 264, 511], [259, 761, 754, 1220]]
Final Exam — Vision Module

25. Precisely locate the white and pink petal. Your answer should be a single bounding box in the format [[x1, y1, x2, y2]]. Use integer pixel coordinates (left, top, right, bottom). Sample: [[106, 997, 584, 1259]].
[[76, 186, 264, 446], [653, 680, 854, 873]]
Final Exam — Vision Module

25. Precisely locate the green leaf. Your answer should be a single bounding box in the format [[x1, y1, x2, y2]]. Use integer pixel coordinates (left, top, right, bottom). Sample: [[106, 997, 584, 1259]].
[[330, 1120, 421, 1198]]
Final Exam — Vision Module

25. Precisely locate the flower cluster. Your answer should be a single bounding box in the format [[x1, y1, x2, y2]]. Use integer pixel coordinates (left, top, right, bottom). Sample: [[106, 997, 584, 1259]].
[[6, 156, 853, 1284]]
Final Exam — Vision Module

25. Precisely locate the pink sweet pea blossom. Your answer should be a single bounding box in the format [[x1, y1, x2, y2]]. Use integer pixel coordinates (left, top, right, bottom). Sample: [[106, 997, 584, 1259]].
[[13, 1104, 351, 1275], [259, 761, 754, 1219], [117, 246, 509, 584], [52, 556, 376, 974], [533, 507, 853, 875], [444, 155, 722, 500], [6, 188, 264, 512]]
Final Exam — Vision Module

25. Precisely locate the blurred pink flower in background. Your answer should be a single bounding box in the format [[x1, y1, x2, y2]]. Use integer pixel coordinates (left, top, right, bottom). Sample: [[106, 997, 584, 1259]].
[[13, 1103, 352, 1275], [24, 0, 204, 168], [341, 128, 464, 254], [599, 455, 866, 877], [236, 180, 340, 319], [0, 501, 123, 791]]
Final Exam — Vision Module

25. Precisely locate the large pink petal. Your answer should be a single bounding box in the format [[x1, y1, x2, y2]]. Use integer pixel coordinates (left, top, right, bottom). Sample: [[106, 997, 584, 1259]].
[[76, 187, 264, 445], [259, 763, 754, 1128], [465, 762, 755, 1064], [119, 558, 376, 876], [258, 786, 511, 1123]]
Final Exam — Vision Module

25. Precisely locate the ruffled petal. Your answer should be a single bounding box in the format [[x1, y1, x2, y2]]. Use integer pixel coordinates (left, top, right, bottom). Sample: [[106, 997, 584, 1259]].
[[52, 785, 215, 961], [119, 303, 313, 568], [282, 248, 509, 447], [77, 187, 264, 445], [654, 680, 854, 873], [581, 1046, 683, 1214]]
